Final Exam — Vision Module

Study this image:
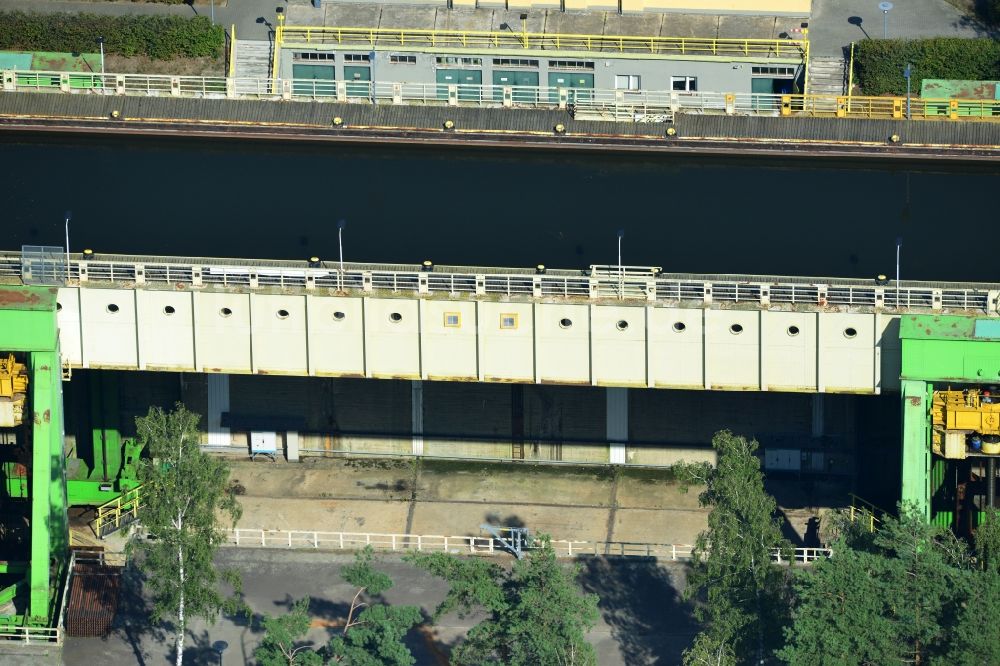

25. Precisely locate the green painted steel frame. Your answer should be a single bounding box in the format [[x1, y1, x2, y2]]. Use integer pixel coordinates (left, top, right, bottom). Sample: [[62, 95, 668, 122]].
[[0, 286, 68, 627]]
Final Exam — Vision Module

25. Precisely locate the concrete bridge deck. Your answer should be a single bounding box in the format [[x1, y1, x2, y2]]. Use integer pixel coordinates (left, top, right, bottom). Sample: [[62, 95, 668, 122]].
[[4, 251, 999, 394]]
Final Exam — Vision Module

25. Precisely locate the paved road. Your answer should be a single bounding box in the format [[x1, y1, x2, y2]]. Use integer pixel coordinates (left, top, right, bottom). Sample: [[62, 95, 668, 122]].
[[808, 0, 991, 56], [63, 548, 697, 666]]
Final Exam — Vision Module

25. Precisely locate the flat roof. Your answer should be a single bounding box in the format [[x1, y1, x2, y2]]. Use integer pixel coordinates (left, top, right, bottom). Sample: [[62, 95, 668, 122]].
[[285, 4, 807, 43], [920, 79, 1000, 100]]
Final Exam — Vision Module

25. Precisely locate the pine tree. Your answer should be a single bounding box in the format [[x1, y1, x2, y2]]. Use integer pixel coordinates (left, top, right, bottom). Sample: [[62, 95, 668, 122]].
[[254, 597, 324, 666], [682, 431, 791, 666], [127, 404, 243, 666]]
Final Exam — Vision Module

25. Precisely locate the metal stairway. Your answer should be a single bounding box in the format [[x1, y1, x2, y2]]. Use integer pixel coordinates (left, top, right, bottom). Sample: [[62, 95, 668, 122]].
[[233, 39, 273, 93], [807, 56, 847, 111]]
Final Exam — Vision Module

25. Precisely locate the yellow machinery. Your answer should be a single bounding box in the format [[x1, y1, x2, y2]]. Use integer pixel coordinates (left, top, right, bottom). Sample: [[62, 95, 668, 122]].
[[0, 353, 28, 428], [932, 389, 1000, 458]]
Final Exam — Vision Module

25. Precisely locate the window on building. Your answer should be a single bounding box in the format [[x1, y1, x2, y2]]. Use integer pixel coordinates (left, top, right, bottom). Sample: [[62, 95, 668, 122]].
[[500, 313, 518, 330], [615, 74, 640, 91], [294, 52, 335, 61], [444, 312, 461, 328], [390, 54, 417, 64], [492, 58, 539, 67], [751, 66, 795, 77], [344, 53, 371, 63], [436, 56, 482, 66], [548, 60, 594, 70], [671, 76, 698, 92]]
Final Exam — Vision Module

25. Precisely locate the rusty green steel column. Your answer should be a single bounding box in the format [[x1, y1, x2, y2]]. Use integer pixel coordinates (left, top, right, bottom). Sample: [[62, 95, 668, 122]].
[[901, 379, 930, 521]]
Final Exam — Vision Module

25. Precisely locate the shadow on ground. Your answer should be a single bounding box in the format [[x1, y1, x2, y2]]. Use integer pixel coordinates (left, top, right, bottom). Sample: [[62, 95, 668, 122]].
[[577, 557, 697, 665]]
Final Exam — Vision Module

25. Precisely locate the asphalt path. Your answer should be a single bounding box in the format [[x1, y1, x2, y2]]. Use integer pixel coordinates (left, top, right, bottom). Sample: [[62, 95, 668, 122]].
[[62, 548, 698, 666]]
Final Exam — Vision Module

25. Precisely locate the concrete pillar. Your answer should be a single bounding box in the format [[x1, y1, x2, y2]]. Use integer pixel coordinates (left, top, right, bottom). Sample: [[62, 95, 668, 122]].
[[411, 380, 424, 456], [286, 431, 299, 462], [607, 388, 628, 465], [811, 394, 824, 438], [206, 373, 230, 447]]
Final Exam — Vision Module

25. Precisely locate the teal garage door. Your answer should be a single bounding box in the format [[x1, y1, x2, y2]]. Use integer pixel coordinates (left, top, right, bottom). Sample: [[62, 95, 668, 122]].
[[436, 69, 483, 101], [492, 70, 539, 103], [547, 72, 594, 103], [344, 65, 370, 97], [292, 64, 335, 96]]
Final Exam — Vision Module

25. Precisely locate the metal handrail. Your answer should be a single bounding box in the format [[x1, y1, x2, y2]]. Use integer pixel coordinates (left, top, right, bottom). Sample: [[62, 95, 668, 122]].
[[3, 251, 996, 314], [225, 527, 832, 562], [277, 25, 807, 58], [5, 70, 1000, 123], [94, 486, 142, 537]]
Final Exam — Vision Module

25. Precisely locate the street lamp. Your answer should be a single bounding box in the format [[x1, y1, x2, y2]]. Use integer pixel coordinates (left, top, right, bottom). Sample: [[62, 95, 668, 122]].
[[64, 211, 72, 282], [878, 2, 893, 39], [895, 236, 902, 306], [903, 63, 913, 119], [616, 228, 624, 297], [337, 218, 347, 278], [96, 36, 105, 76]]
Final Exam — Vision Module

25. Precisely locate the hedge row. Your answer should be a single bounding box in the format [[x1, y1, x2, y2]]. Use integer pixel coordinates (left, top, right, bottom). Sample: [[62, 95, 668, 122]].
[[853, 38, 1000, 96], [0, 12, 224, 60]]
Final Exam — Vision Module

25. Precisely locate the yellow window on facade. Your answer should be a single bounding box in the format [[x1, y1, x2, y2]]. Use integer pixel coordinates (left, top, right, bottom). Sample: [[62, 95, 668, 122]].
[[500, 313, 518, 330], [444, 312, 461, 327]]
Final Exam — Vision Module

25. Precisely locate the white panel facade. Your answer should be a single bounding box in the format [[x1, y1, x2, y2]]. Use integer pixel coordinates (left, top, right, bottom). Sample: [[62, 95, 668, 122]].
[[193, 291, 252, 373], [591, 305, 646, 387], [421, 300, 477, 380], [364, 298, 420, 379], [55, 287, 82, 366], [648, 307, 704, 389], [535, 303, 590, 384], [478, 302, 534, 382], [761, 310, 817, 391], [705, 309, 760, 390], [249, 294, 308, 374], [136, 290, 195, 371], [818, 312, 875, 392], [306, 295, 365, 377], [79, 287, 138, 368], [877, 313, 901, 393]]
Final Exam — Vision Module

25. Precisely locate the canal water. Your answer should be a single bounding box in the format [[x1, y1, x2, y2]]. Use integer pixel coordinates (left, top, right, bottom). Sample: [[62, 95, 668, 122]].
[[3, 132, 996, 282]]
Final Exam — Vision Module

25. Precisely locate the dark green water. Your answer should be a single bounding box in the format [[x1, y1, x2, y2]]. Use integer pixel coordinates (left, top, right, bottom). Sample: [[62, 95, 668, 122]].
[[3, 132, 997, 282]]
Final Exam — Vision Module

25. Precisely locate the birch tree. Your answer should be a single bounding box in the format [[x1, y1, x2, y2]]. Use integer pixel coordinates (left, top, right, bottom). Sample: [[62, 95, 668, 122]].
[[128, 404, 243, 666], [682, 431, 791, 666]]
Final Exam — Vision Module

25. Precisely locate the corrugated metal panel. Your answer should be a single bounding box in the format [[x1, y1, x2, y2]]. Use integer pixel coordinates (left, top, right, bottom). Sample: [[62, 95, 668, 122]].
[[206, 373, 230, 446]]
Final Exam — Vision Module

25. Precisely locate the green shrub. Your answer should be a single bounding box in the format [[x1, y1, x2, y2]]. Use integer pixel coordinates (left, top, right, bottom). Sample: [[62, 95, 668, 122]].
[[0, 11, 224, 60], [853, 38, 1000, 96]]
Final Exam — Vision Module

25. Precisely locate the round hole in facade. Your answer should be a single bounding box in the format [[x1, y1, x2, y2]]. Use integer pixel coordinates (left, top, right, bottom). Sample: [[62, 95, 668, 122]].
[[616, 320, 629, 331], [844, 327, 858, 339], [56, 302, 63, 312], [559, 318, 573, 329], [730, 323, 743, 335], [276, 309, 290, 320], [787, 325, 800, 336], [106, 303, 119, 314], [163, 305, 176, 315], [333, 311, 346, 321], [389, 312, 402, 323], [672, 322, 686, 333], [220, 307, 233, 318]]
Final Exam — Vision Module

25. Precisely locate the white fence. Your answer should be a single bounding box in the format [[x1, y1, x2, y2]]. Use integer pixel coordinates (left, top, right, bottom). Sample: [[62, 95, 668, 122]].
[[1, 250, 994, 314], [225, 528, 832, 563]]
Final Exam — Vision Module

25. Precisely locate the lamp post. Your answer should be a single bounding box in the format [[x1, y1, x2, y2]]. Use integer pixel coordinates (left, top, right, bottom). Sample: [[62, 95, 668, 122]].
[[616, 228, 624, 298], [64, 211, 72, 282], [210, 0, 215, 25], [903, 63, 913, 119], [337, 219, 347, 288], [96, 37, 105, 76], [369, 50, 376, 104], [895, 236, 902, 306], [878, 2, 893, 39]]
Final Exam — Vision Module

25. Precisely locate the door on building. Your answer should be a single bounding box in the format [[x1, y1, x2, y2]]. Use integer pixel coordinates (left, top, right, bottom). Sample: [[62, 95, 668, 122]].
[[547, 72, 594, 103], [751, 76, 796, 111], [493, 70, 539, 103], [292, 64, 335, 97], [435, 69, 483, 101], [344, 65, 371, 98]]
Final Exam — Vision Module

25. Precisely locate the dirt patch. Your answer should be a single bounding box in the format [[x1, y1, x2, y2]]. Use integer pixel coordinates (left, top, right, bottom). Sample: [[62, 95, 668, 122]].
[[104, 54, 224, 77]]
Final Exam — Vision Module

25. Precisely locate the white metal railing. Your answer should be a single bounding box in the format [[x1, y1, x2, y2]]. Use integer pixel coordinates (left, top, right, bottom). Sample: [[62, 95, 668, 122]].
[[0, 625, 62, 645], [2, 251, 995, 314], [225, 528, 832, 563]]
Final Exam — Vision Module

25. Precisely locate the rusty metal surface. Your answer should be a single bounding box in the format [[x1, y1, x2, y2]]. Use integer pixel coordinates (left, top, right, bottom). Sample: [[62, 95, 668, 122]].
[[65, 561, 122, 638], [920, 79, 1000, 100]]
